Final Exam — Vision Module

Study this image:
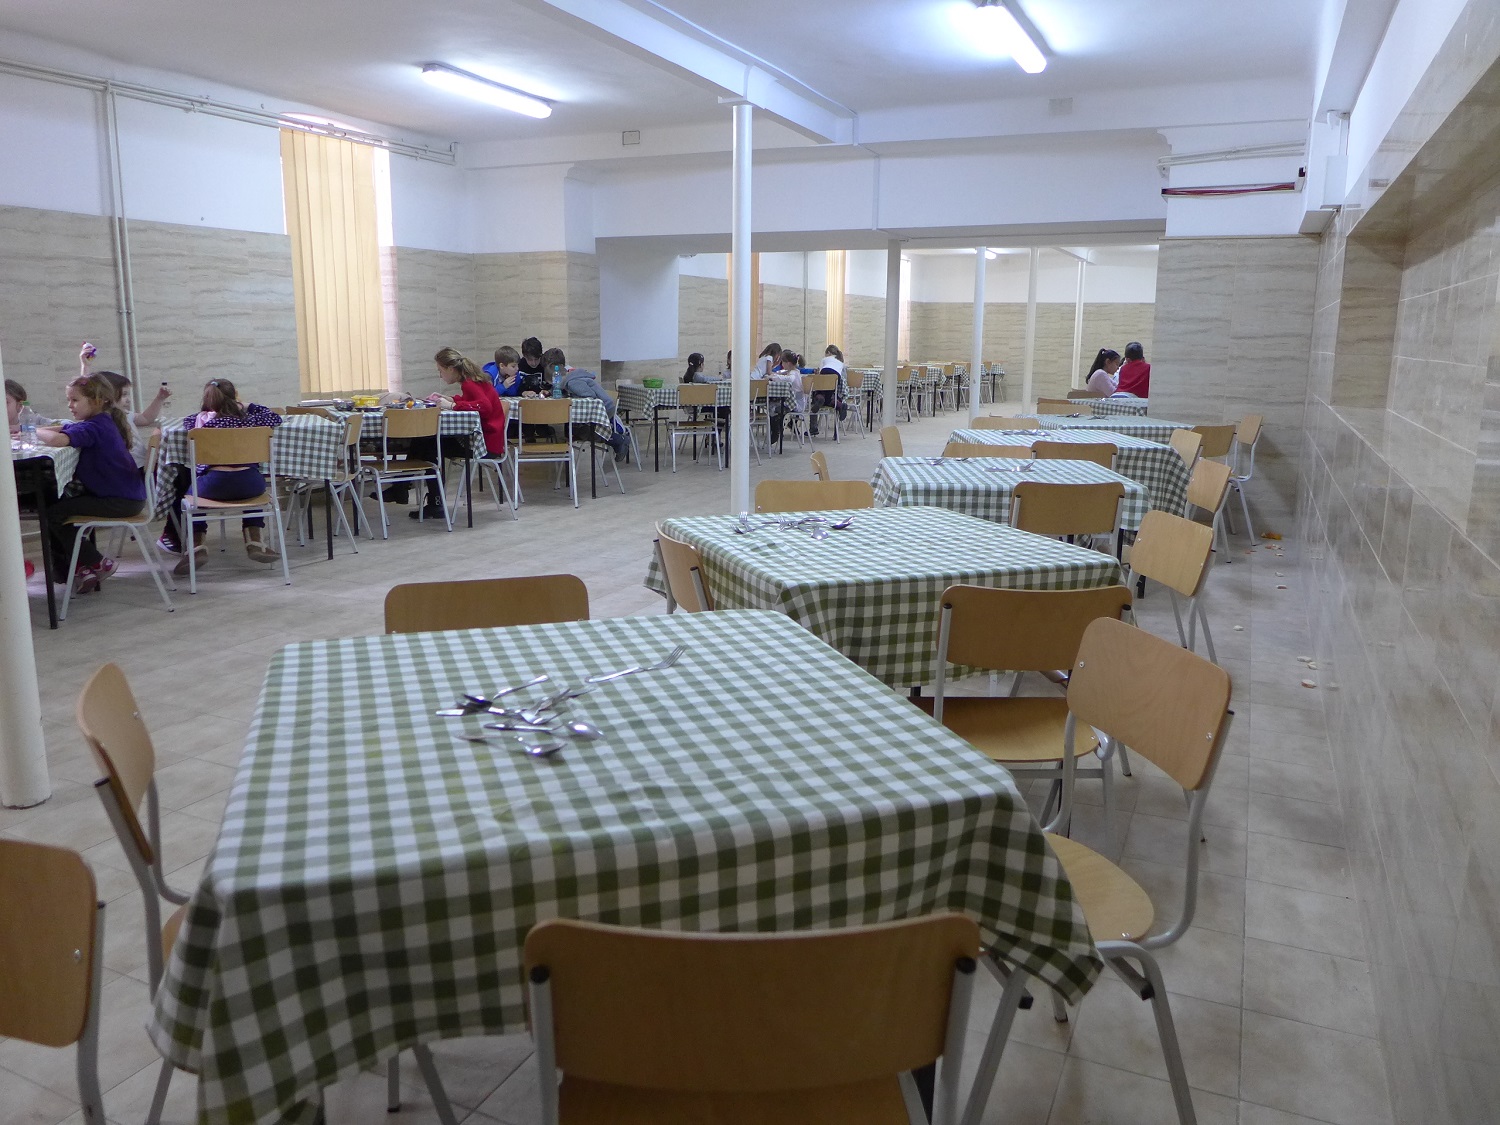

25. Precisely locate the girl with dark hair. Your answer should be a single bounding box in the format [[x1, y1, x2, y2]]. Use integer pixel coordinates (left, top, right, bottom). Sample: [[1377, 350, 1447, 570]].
[[1086, 348, 1122, 396], [33, 373, 146, 594], [755, 342, 782, 379], [682, 353, 709, 383], [170, 379, 283, 572]]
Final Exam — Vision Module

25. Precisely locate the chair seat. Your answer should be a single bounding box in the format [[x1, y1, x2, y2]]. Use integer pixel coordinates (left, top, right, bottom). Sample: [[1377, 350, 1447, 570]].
[[365, 459, 436, 474], [915, 696, 1100, 762], [560, 1075, 909, 1125], [1044, 832, 1154, 942], [517, 444, 572, 456], [185, 493, 273, 510], [64, 511, 152, 527], [161, 903, 188, 964]]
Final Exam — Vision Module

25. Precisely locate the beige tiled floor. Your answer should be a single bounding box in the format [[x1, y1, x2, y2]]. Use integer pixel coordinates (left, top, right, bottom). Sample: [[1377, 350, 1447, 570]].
[[0, 406, 1392, 1124]]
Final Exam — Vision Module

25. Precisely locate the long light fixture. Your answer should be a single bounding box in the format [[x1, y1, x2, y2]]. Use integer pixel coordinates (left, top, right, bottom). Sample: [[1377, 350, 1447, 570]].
[[971, 1, 1048, 74], [419, 63, 552, 119]]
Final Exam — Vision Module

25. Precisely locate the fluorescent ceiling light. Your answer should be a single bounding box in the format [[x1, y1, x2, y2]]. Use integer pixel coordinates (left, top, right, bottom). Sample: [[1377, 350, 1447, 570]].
[[420, 63, 552, 119], [971, 2, 1047, 74]]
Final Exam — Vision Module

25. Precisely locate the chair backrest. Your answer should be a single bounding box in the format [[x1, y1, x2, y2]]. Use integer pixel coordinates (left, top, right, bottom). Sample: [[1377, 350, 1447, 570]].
[[337, 413, 365, 475], [1032, 440, 1116, 469], [383, 575, 589, 633], [286, 406, 338, 421], [810, 451, 830, 481], [75, 663, 157, 863], [1192, 424, 1237, 460], [879, 426, 903, 457], [678, 383, 719, 407], [807, 373, 837, 394], [655, 527, 714, 612], [846, 370, 865, 390], [1066, 389, 1103, 399], [186, 424, 273, 465], [1168, 428, 1203, 468], [1186, 458, 1233, 514], [754, 479, 876, 513], [1236, 413, 1263, 447], [937, 585, 1133, 675], [524, 913, 978, 1095], [896, 365, 912, 384], [1068, 617, 1231, 791], [973, 416, 1036, 430], [749, 378, 769, 401], [1035, 400, 1078, 415], [382, 407, 441, 439], [0, 839, 99, 1048], [1128, 510, 1214, 599], [942, 441, 1030, 458], [1011, 480, 1125, 538], [516, 397, 574, 431]]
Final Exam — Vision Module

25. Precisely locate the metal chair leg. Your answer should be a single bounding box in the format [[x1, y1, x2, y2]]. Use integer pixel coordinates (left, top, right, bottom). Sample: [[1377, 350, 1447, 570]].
[[387, 1056, 401, 1112], [411, 1045, 459, 1125], [959, 958, 1032, 1125], [144, 1058, 174, 1125], [1102, 944, 1198, 1125]]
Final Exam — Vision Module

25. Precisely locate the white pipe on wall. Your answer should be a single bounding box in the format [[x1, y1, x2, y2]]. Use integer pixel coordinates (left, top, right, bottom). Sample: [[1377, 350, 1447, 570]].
[[970, 247, 986, 422], [0, 344, 50, 809], [728, 101, 753, 515], [103, 85, 140, 403]]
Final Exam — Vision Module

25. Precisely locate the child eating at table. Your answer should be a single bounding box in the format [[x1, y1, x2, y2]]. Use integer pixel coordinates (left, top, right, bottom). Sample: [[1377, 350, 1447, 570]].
[[33, 373, 146, 595], [5, 378, 25, 434]]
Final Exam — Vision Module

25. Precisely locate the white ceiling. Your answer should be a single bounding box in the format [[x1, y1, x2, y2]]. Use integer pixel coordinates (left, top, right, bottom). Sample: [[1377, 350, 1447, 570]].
[[0, 0, 1328, 144]]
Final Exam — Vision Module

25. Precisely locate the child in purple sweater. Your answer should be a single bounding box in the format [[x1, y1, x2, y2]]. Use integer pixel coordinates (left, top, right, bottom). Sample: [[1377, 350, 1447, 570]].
[[34, 373, 145, 595]]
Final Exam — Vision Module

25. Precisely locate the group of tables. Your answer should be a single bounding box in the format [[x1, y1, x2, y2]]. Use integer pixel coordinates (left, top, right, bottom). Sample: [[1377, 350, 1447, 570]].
[[134, 397, 1210, 1124]]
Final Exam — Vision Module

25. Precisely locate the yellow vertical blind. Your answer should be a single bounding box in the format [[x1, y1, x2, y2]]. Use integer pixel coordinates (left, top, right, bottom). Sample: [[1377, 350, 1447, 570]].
[[280, 129, 388, 395], [825, 250, 847, 350]]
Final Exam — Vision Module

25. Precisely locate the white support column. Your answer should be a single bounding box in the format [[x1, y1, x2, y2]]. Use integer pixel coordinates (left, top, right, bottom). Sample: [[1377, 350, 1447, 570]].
[[0, 343, 49, 809], [882, 240, 901, 427], [969, 247, 987, 422], [1070, 257, 1086, 389], [1021, 247, 1040, 407], [728, 100, 753, 514]]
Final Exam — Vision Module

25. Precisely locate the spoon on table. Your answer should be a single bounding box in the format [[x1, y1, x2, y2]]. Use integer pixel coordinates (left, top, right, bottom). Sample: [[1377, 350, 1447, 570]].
[[457, 733, 565, 758], [810, 516, 856, 540]]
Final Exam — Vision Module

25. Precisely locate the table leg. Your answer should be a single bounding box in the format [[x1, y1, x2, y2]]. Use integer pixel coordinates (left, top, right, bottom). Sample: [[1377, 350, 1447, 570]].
[[35, 487, 58, 630], [466, 458, 474, 527], [324, 482, 333, 561], [653, 406, 661, 473], [590, 432, 598, 498]]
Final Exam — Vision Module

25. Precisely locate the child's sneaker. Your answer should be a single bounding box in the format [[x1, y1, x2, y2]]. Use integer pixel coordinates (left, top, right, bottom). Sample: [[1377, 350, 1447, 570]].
[[95, 557, 117, 581], [71, 566, 100, 596], [24, 560, 35, 580]]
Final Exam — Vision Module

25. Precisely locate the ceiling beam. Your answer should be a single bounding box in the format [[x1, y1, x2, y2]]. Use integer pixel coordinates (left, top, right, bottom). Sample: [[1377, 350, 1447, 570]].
[[527, 0, 854, 143]]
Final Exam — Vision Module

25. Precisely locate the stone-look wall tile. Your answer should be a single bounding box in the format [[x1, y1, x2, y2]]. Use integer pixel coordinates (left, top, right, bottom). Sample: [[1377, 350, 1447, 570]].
[[759, 282, 827, 363], [844, 294, 886, 367], [395, 247, 476, 392], [680, 275, 726, 362], [473, 251, 599, 373]]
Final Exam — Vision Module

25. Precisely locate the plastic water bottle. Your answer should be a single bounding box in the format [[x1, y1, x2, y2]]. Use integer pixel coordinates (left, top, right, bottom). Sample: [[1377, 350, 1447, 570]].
[[551, 368, 563, 398], [17, 404, 37, 446]]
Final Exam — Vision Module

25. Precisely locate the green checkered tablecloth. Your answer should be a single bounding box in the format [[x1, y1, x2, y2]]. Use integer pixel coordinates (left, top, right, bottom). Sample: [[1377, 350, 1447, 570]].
[[506, 396, 612, 431], [11, 442, 79, 491], [150, 610, 1100, 1125], [153, 414, 344, 519], [334, 407, 488, 450], [643, 507, 1125, 685], [952, 427, 1190, 517], [1091, 398, 1149, 417], [1016, 414, 1185, 444], [617, 380, 792, 416], [871, 456, 1152, 531]]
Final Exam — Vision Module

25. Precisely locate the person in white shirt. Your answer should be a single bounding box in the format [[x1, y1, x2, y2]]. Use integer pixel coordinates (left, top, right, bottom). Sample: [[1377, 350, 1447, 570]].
[[1085, 348, 1122, 396], [754, 342, 782, 378]]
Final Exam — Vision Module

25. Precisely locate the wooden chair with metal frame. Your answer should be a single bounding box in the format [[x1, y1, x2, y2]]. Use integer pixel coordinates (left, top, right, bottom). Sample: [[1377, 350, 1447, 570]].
[[942, 441, 1031, 459], [973, 415, 1036, 430], [1226, 413, 1263, 540], [669, 383, 724, 471], [1035, 398, 1080, 415], [894, 364, 915, 421], [810, 450, 830, 481], [654, 524, 714, 613], [843, 369, 869, 436], [182, 425, 292, 593], [284, 412, 374, 551], [1185, 457, 1234, 562], [524, 913, 980, 1125], [384, 575, 589, 633], [59, 431, 175, 621], [75, 663, 462, 1125], [1032, 440, 1116, 470], [754, 479, 875, 513], [806, 372, 841, 441], [363, 407, 452, 535], [453, 424, 520, 521], [1010, 480, 1125, 549], [748, 377, 771, 462], [966, 617, 1233, 1125], [0, 839, 107, 1125], [1066, 389, 1104, 399], [1191, 423, 1237, 463], [1168, 428, 1203, 471], [1124, 510, 1220, 663], [918, 584, 1134, 845], [879, 425, 904, 457], [511, 398, 580, 508]]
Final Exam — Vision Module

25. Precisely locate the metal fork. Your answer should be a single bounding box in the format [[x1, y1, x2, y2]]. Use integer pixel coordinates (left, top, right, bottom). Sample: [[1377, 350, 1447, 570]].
[[585, 643, 688, 684]]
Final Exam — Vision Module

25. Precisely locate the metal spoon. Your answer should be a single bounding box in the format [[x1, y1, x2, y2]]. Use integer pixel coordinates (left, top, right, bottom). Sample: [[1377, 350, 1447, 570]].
[[557, 718, 604, 740], [438, 673, 551, 715], [457, 733, 565, 758]]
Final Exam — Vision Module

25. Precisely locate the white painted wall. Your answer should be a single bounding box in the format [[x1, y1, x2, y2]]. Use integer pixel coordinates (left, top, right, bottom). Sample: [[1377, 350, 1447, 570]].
[[677, 253, 726, 279], [759, 251, 826, 289], [846, 249, 890, 298], [390, 155, 470, 252], [0, 71, 107, 217], [908, 248, 1157, 304], [599, 244, 678, 359]]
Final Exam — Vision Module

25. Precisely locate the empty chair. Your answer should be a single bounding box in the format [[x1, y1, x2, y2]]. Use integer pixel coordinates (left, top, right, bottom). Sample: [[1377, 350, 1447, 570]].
[[0, 839, 106, 1124], [810, 450, 830, 481], [671, 383, 724, 471], [384, 575, 589, 633], [973, 415, 1037, 430], [1066, 389, 1104, 399], [966, 618, 1233, 1125], [1035, 398, 1078, 415], [921, 585, 1134, 840], [75, 663, 458, 1125], [879, 425, 904, 457], [1011, 480, 1125, 544], [1124, 510, 1220, 662], [511, 399, 579, 508], [1226, 413, 1263, 539], [1185, 458, 1234, 561], [655, 524, 714, 612], [942, 441, 1030, 458], [1192, 423, 1237, 462], [754, 479, 875, 513], [1168, 428, 1202, 471], [524, 913, 980, 1125], [284, 412, 375, 552], [1031, 440, 1116, 469]]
